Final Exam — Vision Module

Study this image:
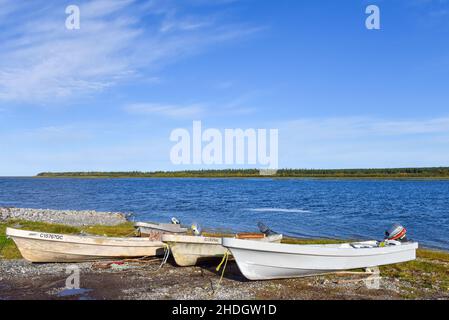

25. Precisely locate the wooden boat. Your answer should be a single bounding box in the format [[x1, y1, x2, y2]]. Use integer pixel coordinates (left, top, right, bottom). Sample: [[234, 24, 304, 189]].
[[134, 221, 188, 239], [6, 227, 165, 263], [222, 238, 418, 280], [162, 233, 283, 267]]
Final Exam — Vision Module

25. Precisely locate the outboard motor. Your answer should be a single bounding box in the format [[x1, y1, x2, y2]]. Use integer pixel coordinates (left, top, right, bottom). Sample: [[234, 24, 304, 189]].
[[385, 224, 408, 242], [258, 222, 278, 236]]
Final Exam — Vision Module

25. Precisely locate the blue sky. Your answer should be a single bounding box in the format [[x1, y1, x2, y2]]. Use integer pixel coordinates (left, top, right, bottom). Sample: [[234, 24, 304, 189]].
[[1, 0, 449, 175]]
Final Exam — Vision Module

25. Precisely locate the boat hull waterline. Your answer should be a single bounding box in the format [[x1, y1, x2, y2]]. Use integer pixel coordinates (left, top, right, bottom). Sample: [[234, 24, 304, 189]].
[[6, 228, 165, 263], [222, 239, 418, 280]]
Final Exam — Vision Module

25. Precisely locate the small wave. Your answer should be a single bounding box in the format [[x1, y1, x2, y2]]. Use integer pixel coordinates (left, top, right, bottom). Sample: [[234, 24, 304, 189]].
[[248, 208, 311, 213]]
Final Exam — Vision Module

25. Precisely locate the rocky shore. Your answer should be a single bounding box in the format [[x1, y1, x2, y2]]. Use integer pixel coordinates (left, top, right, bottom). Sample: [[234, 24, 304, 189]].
[[0, 258, 434, 300], [1, 208, 448, 300], [0, 207, 128, 226]]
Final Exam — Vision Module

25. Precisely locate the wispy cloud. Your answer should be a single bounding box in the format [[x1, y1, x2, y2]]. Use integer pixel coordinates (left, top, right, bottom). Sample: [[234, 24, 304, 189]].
[[283, 116, 449, 138], [0, 0, 260, 104], [278, 116, 449, 168], [124, 92, 259, 119], [124, 103, 204, 118]]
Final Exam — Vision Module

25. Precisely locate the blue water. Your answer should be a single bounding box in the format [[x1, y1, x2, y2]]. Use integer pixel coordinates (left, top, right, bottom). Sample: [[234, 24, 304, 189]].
[[1, 178, 448, 250]]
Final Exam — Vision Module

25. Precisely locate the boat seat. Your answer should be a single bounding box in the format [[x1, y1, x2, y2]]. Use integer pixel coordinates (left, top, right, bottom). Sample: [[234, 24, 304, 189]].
[[349, 242, 379, 249]]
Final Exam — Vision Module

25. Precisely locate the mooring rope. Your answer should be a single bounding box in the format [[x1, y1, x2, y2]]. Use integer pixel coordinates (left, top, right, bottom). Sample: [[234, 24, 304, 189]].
[[213, 250, 230, 294], [157, 243, 171, 270]]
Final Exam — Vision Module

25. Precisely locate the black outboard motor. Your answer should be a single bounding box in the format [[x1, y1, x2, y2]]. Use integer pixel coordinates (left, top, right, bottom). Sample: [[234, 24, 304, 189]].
[[385, 224, 408, 242], [258, 222, 278, 236]]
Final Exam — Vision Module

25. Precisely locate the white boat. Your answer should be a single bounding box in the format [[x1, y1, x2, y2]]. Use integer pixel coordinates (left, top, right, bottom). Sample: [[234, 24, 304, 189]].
[[222, 238, 418, 280], [162, 233, 283, 267], [134, 221, 188, 239], [6, 227, 165, 263]]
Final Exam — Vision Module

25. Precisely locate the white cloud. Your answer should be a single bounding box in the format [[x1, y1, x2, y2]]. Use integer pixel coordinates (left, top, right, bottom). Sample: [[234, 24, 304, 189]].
[[0, 0, 259, 104], [125, 103, 204, 118]]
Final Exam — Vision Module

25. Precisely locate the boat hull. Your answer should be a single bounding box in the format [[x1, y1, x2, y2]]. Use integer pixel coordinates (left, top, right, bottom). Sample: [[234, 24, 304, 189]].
[[163, 234, 283, 267], [7, 228, 165, 263], [222, 238, 418, 280], [134, 222, 188, 239]]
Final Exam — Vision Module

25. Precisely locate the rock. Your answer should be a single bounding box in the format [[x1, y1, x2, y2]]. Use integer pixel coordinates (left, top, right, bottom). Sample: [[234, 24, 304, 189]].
[[0, 207, 128, 226]]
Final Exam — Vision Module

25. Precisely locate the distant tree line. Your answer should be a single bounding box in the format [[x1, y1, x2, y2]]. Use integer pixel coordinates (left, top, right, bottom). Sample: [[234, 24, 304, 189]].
[[36, 167, 449, 178]]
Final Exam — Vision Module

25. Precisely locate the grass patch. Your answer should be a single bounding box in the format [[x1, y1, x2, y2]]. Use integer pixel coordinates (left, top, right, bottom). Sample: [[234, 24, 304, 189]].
[[83, 223, 136, 237], [381, 249, 449, 297], [417, 248, 449, 263], [5, 219, 81, 234]]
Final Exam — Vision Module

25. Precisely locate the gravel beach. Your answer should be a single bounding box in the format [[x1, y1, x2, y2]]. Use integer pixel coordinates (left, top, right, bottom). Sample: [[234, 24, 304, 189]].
[[0, 258, 427, 300], [1, 208, 448, 300], [0, 207, 128, 226]]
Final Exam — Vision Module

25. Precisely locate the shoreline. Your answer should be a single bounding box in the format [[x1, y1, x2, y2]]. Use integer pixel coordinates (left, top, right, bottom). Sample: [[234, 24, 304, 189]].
[[2, 175, 449, 180], [0, 258, 439, 300], [1, 212, 448, 300], [1, 249, 448, 300], [1, 206, 448, 251], [32, 167, 449, 180]]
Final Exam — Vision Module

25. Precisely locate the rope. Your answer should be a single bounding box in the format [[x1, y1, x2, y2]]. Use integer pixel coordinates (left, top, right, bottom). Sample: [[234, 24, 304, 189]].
[[216, 250, 229, 272], [157, 243, 170, 271], [213, 250, 230, 295], [125, 230, 139, 237]]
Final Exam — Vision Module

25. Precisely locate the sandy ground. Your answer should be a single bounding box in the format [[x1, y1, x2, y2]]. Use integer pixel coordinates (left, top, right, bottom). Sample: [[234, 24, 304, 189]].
[[2, 257, 444, 300]]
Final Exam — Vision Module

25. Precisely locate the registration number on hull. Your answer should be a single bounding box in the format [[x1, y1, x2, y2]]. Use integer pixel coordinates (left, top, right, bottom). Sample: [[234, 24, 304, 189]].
[[38, 232, 64, 240]]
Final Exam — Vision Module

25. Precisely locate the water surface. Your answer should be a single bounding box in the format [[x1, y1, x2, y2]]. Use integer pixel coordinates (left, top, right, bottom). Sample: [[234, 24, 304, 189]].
[[0, 177, 448, 250]]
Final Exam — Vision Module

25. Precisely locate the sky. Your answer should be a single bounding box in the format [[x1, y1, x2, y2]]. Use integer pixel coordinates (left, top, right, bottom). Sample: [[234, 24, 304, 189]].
[[0, 0, 449, 175]]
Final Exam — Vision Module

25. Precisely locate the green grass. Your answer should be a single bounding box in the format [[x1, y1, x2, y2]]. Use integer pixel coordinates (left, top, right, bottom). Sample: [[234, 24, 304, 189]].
[[381, 249, 449, 296], [82, 223, 136, 237], [0, 220, 135, 260], [417, 248, 449, 263]]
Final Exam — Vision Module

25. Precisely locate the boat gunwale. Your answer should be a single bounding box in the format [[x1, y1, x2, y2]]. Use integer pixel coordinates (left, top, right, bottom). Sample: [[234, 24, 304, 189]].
[[223, 238, 419, 257], [6, 227, 164, 247], [162, 234, 223, 245], [134, 222, 188, 233]]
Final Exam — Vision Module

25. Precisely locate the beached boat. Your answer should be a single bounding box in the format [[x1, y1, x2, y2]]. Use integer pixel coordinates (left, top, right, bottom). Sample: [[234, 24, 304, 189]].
[[134, 221, 188, 239], [222, 239, 418, 280], [162, 233, 283, 267], [6, 227, 165, 263]]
